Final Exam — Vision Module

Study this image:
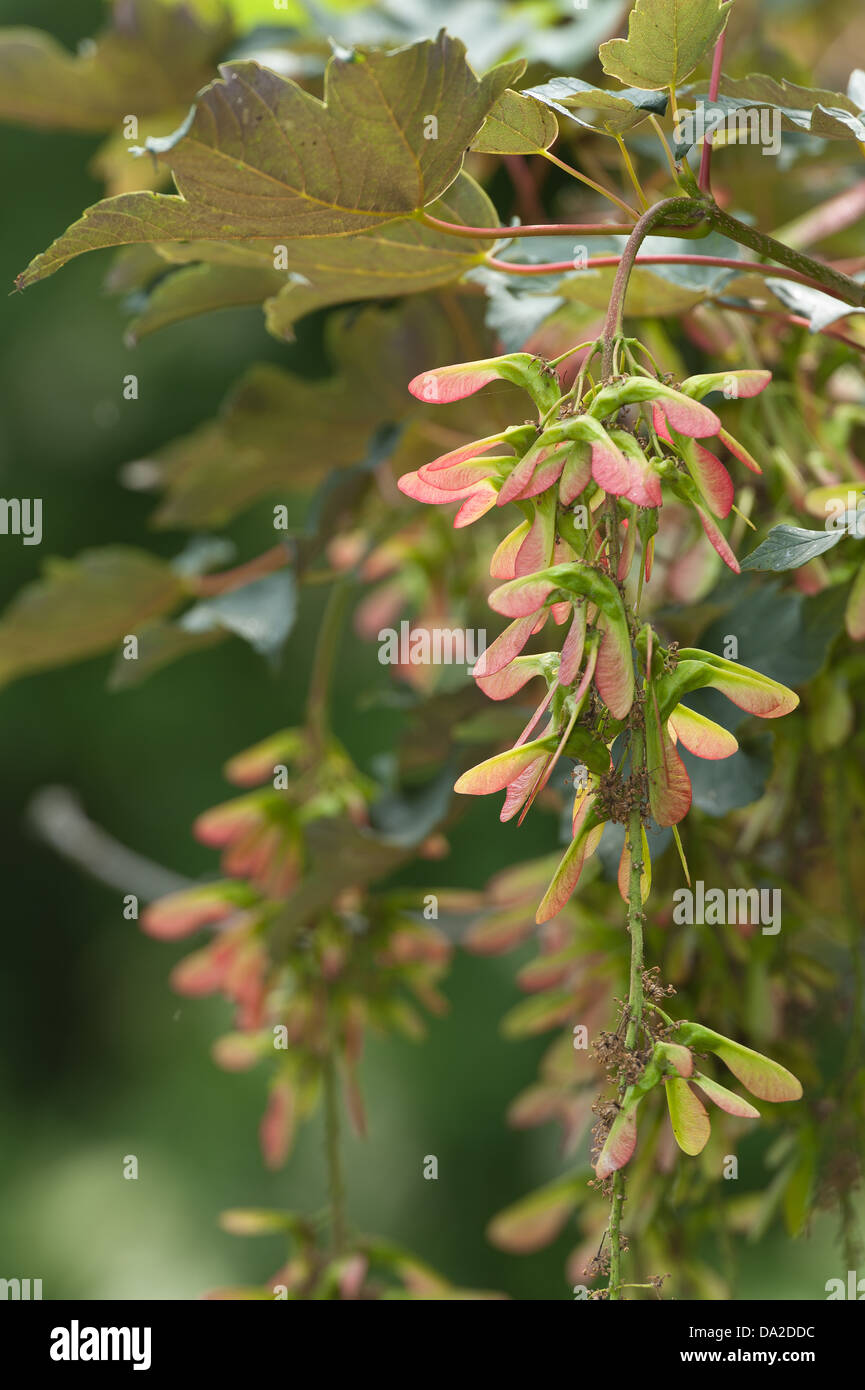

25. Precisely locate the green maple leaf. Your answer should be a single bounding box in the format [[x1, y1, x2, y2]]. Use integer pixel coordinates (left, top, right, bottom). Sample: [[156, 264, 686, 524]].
[[471, 88, 558, 154], [15, 36, 520, 289], [600, 0, 731, 91]]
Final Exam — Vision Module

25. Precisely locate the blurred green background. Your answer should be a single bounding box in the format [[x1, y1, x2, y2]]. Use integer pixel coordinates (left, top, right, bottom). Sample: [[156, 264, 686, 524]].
[[0, 0, 849, 1299]]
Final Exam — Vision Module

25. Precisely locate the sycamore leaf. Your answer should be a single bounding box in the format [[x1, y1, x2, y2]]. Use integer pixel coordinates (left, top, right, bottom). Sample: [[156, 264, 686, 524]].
[[524, 77, 668, 134], [664, 1077, 711, 1154], [263, 174, 499, 339], [741, 524, 844, 572], [600, 0, 731, 91], [16, 39, 519, 288], [126, 263, 287, 342], [122, 173, 496, 342], [90, 107, 190, 195], [559, 266, 714, 317], [487, 1173, 584, 1253], [803, 483, 865, 523], [0, 548, 186, 688], [472, 88, 558, 153], [0, 0, 233, 131]]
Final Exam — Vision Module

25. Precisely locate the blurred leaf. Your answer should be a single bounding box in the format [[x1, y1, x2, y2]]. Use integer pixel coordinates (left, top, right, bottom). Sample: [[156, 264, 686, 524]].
[[369, 768, 456, 847], [692, 582, 848, 723], [600, 0, 731, 90], [140, 299, 456, 527], [782, 1130, 817, 1237], [127, 263, 288, 342], [0, 548, 186, 688], [0, 0, 232, 131], [709, 74, 865, 141], [846, 559, 865, 640], [680, 738, 770, 816], [500, 989, 576, 1038], [219, 1208, 308, 1237], [765, 276, 865, 333], [741, 523, 844, 571], [17, 39, 519, 286], [90, 107, 189, 194], [487, 1172, 584, 1253], [108, 620, 224, 689], [181, 571, 297, 659], [268, 819, 415, 942]]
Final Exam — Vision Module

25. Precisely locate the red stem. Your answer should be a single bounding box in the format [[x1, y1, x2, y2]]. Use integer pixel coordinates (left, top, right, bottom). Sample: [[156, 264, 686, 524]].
[[485, 252, 845, 299], [698, 32, 727, 194], [192, 545, 289, 596]]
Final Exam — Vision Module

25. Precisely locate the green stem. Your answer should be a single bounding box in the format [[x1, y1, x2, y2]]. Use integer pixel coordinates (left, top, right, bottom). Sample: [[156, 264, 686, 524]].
[[306, 579, 350, 747], [624, 733, 646, 1053], [649, 114, 681, 184], [538, 148, 640, 220], [608, 1171, 625, 1299], [831, 756, 864, 1068], [707, 202, 865, 307], [608, 726, 646, 1301], [323, 1049, 347, 1255], [615, 134, 649, 209]]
